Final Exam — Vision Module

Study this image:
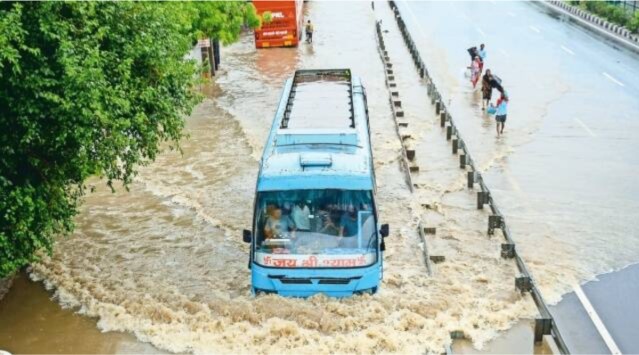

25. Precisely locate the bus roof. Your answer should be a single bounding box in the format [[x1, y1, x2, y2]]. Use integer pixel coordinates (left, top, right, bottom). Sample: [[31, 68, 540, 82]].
[[258, 69, 374, 191]]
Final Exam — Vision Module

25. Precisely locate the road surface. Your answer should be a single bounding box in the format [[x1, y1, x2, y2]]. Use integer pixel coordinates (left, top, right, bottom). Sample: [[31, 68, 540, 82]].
[[395, 0, 639, 352]]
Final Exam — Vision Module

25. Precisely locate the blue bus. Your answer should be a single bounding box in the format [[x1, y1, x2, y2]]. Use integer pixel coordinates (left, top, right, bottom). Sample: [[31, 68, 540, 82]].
[[242, 69, 389, 297]]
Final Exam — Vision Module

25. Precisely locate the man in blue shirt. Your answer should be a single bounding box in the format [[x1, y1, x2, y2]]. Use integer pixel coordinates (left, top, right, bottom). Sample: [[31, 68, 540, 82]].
[[495, 93, 508, 136], [478, 44, 487, 73], [338, 205, 359, 248]]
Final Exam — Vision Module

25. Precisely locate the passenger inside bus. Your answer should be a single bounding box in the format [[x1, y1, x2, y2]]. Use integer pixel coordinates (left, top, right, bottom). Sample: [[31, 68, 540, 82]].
[[339, 205, 358, 237], [255, 190, 378, 254], [317, 203, 340, 235], [291, 201, 311, 231], [263, 206, 296, 239]]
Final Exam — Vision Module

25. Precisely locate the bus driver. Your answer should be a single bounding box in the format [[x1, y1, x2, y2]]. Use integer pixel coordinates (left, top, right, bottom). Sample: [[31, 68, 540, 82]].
[[264, 206, 296, 239]]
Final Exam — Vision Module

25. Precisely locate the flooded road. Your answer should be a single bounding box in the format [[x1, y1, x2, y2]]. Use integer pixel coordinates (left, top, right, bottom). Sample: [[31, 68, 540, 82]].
[[1, 2, 546, 353], [396, 0, 639, 304]]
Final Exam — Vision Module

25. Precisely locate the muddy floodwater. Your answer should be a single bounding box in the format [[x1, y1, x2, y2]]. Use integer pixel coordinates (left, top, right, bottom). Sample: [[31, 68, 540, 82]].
[[4, 1, 637, 353]]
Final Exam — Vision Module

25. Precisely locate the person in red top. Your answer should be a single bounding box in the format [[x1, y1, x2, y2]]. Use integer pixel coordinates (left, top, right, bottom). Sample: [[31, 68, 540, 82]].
[[470, 56, 481, 88]]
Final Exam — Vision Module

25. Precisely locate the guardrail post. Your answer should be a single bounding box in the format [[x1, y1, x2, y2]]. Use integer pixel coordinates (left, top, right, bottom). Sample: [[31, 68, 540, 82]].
[[406, 149, 415, 161], [446, 125, 452, 140], [534, 318, 552, 343], [452, 138, 458, 154], [501, 243, 515, 258], [488, 215, 503, 235], [435, 100, 441, 114], [467, 171, 474, 188], [477, 191, 488, 209], [460, 154, 466, 169], [440, 112, 446, 127], [515, 276, 532, 292]]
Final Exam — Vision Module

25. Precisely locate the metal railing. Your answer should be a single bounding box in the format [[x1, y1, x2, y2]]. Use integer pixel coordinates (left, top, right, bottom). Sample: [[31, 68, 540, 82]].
[[374, 20, 415, 192]]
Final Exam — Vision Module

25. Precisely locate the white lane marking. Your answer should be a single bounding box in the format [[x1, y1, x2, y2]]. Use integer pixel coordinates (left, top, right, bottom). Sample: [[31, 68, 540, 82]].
[[574, 285, 622, 355], [574, 118, 597, 137], [476, 27, 487, 37], [508, 12, 516, 17], [561, 45, 575, 55], [499, 49, 510, 57], [529, 25, 541, 33], [603, 72, 625, 87]]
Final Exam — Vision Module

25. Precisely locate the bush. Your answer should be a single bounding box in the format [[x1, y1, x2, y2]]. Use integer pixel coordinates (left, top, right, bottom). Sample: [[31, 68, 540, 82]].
[[607, 6, 630, 25], [578, 0, 634, 29], [629, 11, 639, 33]]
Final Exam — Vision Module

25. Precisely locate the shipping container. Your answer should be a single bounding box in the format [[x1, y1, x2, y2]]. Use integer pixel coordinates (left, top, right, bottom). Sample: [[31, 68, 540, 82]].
[[253, 0, 304, 48]]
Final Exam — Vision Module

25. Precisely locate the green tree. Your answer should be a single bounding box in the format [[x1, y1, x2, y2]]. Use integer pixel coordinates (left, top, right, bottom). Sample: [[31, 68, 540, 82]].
[[628, 10, 639, 33], [577, 0, 634, 30], [0, 1, 258, 277], [188, 2, 261, 44]]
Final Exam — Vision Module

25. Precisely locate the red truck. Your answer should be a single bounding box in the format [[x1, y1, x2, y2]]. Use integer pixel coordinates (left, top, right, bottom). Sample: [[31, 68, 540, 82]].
[[253, 0, 304, 48]]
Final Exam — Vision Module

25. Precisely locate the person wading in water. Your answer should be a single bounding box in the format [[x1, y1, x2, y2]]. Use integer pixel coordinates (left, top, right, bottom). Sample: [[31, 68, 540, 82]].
[[305, 20, 314, 44], [495, 92, 509, 136]]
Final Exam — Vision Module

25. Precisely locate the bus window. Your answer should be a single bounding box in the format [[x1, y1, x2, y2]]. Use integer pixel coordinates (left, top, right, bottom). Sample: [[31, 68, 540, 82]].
[[254, 189, 378, 268]]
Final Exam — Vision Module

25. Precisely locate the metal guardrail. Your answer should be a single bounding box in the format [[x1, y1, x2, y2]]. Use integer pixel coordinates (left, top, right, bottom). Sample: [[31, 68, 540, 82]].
[[374, 20, 416, 192], [386, 1, 571, 353]]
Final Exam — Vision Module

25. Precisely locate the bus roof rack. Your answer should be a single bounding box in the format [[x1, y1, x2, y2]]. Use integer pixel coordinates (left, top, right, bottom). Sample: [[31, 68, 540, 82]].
[[280, 69, 355, 130]]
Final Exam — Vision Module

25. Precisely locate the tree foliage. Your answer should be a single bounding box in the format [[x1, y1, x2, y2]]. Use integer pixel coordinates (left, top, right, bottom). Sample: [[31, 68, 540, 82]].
[[188, 2, 261, 44], [0, 1, 258, 277]]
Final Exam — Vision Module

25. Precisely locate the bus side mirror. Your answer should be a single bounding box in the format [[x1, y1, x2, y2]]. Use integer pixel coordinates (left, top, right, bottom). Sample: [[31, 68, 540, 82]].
[[380, 224, 389, 238], [243, 229, 252, 243]]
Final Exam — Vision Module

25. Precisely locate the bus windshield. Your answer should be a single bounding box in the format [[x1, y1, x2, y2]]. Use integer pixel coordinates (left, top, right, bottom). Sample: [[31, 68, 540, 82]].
[[254, 189, 378, 268]]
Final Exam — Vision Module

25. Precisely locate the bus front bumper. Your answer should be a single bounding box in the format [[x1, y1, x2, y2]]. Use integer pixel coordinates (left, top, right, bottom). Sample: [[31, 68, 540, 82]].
[[251, 264, 381, 298]]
